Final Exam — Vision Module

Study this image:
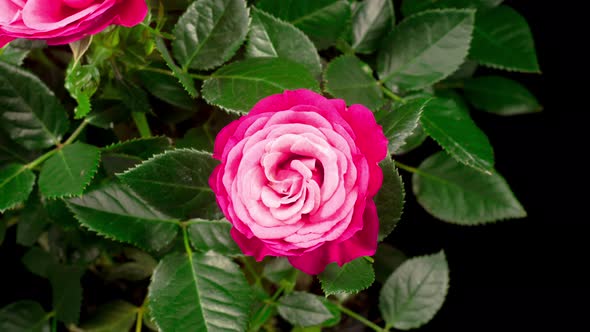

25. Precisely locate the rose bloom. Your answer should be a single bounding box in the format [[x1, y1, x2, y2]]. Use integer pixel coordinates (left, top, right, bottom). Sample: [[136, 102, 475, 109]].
[[210, 89, 388, 274], [0, 0, 148, 47]]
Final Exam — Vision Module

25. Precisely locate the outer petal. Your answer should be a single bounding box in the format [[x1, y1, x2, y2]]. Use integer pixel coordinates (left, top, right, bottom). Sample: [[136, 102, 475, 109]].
[[231, 227, 276, 261], [112, 0, 148, 27], [0, 35, 15, 47], [288, 200, 379, 275], [341, 104, 388, 164], [250, 89, 340, 115], [340, 104, 387, 196]]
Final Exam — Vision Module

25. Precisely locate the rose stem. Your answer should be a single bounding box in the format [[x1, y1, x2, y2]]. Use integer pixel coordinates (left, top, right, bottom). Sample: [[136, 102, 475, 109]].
[[336, 303, 387, 332]]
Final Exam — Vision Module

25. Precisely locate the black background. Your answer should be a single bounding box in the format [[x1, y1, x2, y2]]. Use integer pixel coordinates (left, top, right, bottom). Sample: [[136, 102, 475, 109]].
[[387, 1, 586, 331], [1, 1, 583, 331]]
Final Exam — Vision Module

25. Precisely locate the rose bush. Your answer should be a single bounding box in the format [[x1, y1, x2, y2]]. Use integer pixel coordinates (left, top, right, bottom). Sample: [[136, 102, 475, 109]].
[[0, 0, 147, 47], [210, 89, 388, 274]]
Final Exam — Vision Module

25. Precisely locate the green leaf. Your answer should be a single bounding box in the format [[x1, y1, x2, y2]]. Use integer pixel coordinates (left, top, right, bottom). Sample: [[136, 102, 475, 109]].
[[202, 58, 319, 114], [375, 157, 405, 241], [176, 127, 214, 152], [149, 252, 253, 332], [0, 300, 49, 332], [258, 0, 351, 50], [317, 298, 341, 327], [0, 43, 31, 66], [420, 96, 494, 173], [377, 9, 475, 91], [413, 151, 526, 224], [22, 247, 57, 278], [101, 137, 172, 175], [49, 264, 84, 324], [103, 137, 171, 157], [118, 149, 219, 220], [154, 36, 198, 98], [263, 258, 296, 285], [351, 0, 395, 53], [247, 7, 322, 77], [0, 164, 35, 212], [106, 248, 157, 281], [16, 194, 50, 246], [86, 100, 130, 130], [402, 0, 503, 16], [141, 302, 159, 331], [187, 219, 242, 256], [319, 258, 375, 296], [44, 198, 79, 229], [79, 301, 138, 332], [447, 59, 478, 80], [379, 251, 449, 330], [393, 124, 428, 155], [380, 97, 430, 153], [324, 55, 384, 110], [67, 182, 180, 251], [470, 6, 539, 72], [463, 76, 541, 115], [277, 292, 334, 327], [138, 70, 196, 110], [173, 0, 249, 71], [65, 64, 100, 119], [0, 131, 32, 167], [374, 244, 407, 284], [0, 61, 69, 149], [38, 142, 101, 199]]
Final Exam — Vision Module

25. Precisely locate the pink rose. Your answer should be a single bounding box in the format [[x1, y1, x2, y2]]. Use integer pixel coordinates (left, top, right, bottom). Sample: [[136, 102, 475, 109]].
[[209, 89, 388, 274], [0, 0, 148, 47]]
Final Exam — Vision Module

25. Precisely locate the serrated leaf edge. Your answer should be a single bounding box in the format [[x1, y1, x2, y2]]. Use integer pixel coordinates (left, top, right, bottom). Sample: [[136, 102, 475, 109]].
[[377, 159, 406, 241], [201, 58, 321, 115], [412, 163, 527, 225], [102, 136, 172, 152], [0, 164, 35, 212], [172, 0, 251, 71], [64, 199, 180, 252], [245, 7, 322, 77], [154, 36, 199, 98], [380, 8, 476, 91], [419, 97, 495, 174], [116, 148, 213, 179], [319, 259, 376, 296], [40, 145, 102, 200], [381, 251, 449, 330], [322, 54, 386, 110]]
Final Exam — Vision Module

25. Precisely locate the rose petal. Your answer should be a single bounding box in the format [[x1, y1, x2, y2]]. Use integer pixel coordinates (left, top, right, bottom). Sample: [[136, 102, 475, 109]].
[[288, 200, 379, 274]]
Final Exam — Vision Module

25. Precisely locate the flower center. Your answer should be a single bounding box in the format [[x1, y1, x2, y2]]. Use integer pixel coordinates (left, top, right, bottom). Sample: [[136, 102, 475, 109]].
[[260, 152, 323, 222]]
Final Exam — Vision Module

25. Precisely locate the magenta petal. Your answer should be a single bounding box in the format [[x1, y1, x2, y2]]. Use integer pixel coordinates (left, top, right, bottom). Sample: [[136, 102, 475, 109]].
[[0, 36, 15, 47], [213, 119, 241, 160], [250, 89, 339, 115], [231, 227, 276, 261], [341, 104, 388, 164], [113, 0, 149, 27], [288, 200, 379, 274]]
